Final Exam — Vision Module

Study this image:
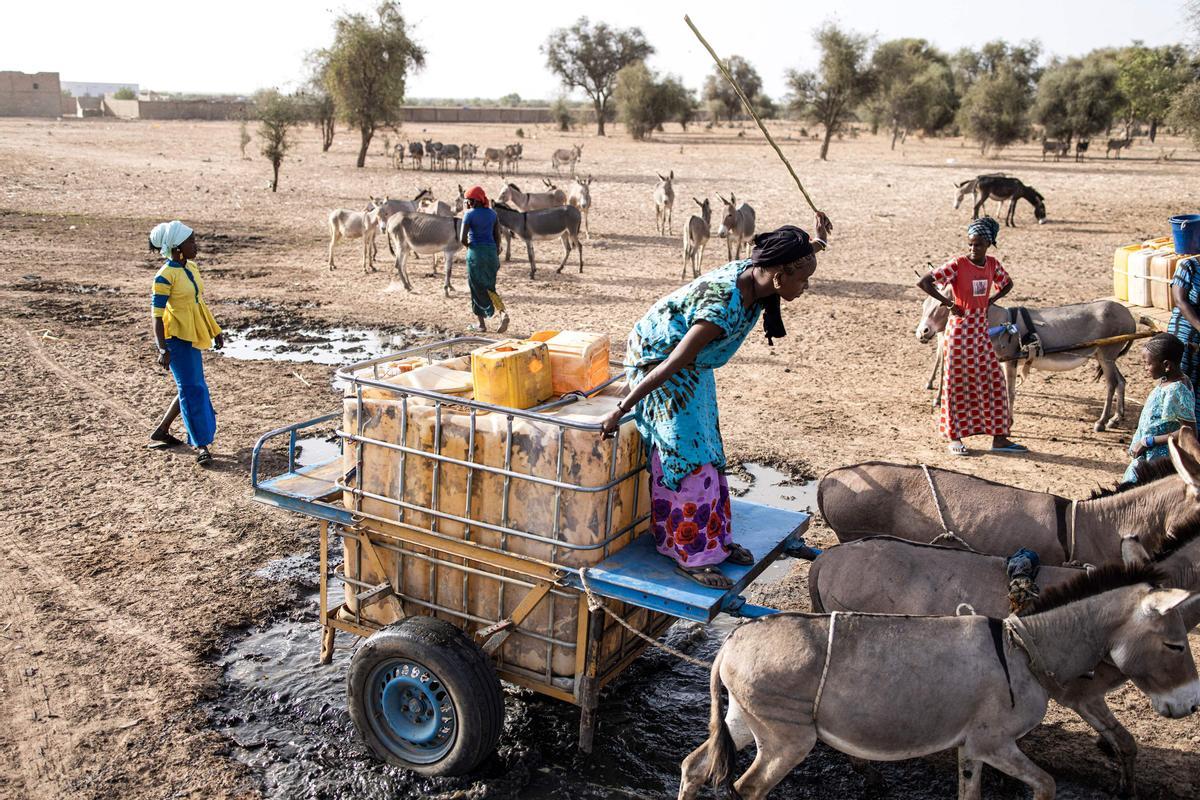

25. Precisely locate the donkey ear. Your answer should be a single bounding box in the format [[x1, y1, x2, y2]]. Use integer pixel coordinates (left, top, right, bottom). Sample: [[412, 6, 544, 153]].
[[1121, 534, 1151, 568], [1140, 587, 1192, 617], [657, 173, 666, 181], [1169, 436, 1200, 500], [669, 170, 674, 179]]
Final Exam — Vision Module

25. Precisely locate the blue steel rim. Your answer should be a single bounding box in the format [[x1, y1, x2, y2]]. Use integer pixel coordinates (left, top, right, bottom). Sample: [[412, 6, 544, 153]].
[[365, 657, 458, 764]]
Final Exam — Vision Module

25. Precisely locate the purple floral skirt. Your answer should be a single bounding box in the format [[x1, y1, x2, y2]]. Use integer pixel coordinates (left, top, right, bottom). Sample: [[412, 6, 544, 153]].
[[649, 448, 733, 568]]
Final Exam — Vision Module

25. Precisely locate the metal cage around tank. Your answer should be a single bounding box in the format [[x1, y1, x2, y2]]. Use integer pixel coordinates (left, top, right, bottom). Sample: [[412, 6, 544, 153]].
[[250, 336, 811, 768]]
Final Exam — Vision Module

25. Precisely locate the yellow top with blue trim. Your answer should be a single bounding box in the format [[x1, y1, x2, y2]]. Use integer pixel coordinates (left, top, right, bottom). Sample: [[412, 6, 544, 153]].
[[151, 259, 222, 350]]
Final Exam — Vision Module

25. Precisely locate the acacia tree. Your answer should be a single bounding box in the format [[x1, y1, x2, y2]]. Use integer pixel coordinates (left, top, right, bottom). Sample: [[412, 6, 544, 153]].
[[787, 24, 874, 160], [254, 89, 301, 192], [306, 54, 337, 152], [1118, 44, 1189, 140], [319, 2, 424, 167], [1033, 55, 1122, 143], [957, 70, 1029, 154], [542, 17, 653, 136], [614, 62, 696, 139], [870, 39, 956, 148], [702, 56, 772, 124]]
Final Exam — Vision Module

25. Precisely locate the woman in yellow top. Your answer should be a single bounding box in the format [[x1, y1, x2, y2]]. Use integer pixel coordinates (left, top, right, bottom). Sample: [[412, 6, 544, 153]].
[[148, 221, 223, 465]]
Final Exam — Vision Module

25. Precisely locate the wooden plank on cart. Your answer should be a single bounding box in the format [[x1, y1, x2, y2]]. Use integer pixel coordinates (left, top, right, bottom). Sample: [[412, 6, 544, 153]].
[[561, 499, 810, 623]]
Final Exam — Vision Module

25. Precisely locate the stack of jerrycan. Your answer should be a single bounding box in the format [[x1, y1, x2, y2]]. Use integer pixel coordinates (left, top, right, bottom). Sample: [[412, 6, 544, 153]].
[[1126, 238, 1174, 308], [340, 334, 660, 679], [1150, 250, 1188, 311]]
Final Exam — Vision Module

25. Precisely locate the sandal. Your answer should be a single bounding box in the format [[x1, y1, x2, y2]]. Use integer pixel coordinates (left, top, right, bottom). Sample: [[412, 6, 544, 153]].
[[675, 565, 733, 590], [992, 442, 1029, 453], [496, 312, 510, 334], [726, 542, 754, 566], [948, 441, 969, 456], [195, 447, 213, 466], [147, 433, 184, 450]]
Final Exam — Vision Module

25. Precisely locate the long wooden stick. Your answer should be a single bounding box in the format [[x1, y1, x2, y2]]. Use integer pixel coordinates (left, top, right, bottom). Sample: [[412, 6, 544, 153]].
[[998, 330, 1155, 362], [684, 15, 821, 214]]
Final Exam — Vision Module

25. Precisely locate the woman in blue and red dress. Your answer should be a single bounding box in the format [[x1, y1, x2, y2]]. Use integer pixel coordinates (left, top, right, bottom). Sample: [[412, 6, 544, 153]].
[[918, 217, 1026, 456]]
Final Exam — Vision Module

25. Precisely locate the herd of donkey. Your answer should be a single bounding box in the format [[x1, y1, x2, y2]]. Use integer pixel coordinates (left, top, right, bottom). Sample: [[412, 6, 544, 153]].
[[325, 139, 758, 291], [319, 135, 1200, 798]]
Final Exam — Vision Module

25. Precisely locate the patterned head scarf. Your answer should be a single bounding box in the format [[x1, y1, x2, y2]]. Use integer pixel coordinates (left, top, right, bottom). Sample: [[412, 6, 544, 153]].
[[967, 216, 1000, 247], [149, 220, 194, 259]]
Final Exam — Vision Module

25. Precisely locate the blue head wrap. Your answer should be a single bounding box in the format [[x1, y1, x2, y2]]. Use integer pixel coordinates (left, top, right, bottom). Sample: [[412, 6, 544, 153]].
[[149, 220, 194, 259], [967, 216, 999, 246]]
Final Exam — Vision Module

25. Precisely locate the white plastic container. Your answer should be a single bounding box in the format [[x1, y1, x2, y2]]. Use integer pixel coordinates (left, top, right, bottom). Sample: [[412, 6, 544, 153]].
[[1128, 246, 1170, 307]]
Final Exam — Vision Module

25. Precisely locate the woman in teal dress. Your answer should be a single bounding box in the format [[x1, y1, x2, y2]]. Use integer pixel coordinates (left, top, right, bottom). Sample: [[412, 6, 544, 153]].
[[1124, 333, 1196, 482], [599, 217, 830, 588]]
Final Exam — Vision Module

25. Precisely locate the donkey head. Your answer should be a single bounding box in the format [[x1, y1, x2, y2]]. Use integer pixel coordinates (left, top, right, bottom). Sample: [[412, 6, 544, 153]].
[[916, 281, 950, 343], [1112, 585, 1200, 718], [694, 197, 711, 223], [1027, 187, 1047, 223], [542, 178, 557, 190]]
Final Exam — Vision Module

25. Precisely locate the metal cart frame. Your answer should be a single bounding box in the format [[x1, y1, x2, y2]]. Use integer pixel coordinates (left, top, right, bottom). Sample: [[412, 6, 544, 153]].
[[250, 337, 810, 758]]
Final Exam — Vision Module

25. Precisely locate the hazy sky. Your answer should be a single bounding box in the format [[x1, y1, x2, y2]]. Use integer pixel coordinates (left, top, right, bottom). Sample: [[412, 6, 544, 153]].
[[2, 1, 1188, 99]]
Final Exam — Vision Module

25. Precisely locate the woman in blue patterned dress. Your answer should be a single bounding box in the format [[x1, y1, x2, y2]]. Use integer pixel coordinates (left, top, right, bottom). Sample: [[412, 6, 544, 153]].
[[599, 217, 830, 588], [1123, 333, 1195, 482], [1169, 256, 1200, 406]]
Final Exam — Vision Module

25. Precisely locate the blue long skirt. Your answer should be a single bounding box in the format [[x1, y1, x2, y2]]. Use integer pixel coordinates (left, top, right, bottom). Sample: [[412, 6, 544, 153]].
[[166, 337, 217, 447]]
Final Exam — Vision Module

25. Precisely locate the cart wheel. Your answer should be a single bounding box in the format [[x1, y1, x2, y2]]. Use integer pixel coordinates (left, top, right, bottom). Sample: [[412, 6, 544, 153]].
[[347, 616, 502, 776]]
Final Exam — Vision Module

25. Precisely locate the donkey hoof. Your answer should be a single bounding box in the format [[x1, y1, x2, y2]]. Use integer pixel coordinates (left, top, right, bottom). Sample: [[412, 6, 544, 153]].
[[1093, 421, 1107, 433]]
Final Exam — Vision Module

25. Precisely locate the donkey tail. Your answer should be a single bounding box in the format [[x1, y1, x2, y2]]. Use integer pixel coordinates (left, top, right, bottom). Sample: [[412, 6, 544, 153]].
[[702, 650, 741, 800]]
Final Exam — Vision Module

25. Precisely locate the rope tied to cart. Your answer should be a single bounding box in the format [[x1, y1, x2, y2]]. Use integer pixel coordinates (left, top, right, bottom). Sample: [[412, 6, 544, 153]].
[[578, 568, 713, 669]]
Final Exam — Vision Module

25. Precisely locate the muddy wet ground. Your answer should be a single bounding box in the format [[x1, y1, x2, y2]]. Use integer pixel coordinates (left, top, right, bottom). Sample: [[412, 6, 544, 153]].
[[2, 117, 1199, 799]]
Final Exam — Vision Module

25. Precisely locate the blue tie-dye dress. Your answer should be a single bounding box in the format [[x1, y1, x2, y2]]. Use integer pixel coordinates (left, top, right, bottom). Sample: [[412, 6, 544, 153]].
[[624, 260, 762, 490]]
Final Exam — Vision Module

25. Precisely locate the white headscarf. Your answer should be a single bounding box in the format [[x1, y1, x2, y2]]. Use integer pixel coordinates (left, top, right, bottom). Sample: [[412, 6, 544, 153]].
[[149, 220, 194, 259]]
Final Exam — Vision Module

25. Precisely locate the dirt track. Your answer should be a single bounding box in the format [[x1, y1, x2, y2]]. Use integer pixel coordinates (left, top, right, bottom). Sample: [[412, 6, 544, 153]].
[[1, 117, 1198, 798]]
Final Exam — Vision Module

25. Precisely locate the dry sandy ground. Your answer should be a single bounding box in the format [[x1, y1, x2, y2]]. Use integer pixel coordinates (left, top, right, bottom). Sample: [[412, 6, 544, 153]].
[[1, 116, 1199, 798]]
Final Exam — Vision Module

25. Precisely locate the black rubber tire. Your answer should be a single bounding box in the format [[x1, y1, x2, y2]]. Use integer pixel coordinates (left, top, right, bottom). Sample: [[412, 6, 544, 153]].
[[347, 616, 503, 776]]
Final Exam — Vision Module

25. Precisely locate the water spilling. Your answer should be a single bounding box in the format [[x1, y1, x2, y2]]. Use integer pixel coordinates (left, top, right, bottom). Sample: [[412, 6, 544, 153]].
[[209, 466, 1115, 800]]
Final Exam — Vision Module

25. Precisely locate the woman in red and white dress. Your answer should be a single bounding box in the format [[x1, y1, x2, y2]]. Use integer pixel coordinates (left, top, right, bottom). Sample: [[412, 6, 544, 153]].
[[918, 217, 1027, 456]]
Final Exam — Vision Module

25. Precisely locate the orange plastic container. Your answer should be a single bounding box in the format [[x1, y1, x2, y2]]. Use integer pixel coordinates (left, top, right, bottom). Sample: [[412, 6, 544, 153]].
[[1150, 252, 1187, 311], [470, 339, 553, 409], [1113, 243, 1141, 301], [529, 330, 611, 394]]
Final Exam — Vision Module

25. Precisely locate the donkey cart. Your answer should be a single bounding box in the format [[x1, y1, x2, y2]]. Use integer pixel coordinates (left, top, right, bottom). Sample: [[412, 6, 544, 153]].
[[249, 337, 810, 775]]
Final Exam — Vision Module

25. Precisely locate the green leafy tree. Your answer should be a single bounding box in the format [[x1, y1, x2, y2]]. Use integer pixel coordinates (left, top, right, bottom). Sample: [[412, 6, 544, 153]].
[[1170, 80, 1200, 147], [615, 63, 695, 139], [1118, 43, 1189, 141], [318, 1, 425, 167], [254, 89, 301, 192], [306, 54, 337, 152], [499, 92, 522, 107], [1033, 55, 1122, 143], [702, 56, 773, 124], [957, 69, 1029, 154], [787, 24, 875, 160], [112, 87, 136, 100], [542, 17, 653, 136], [550, 96, 574, 131], [871, 38, 956, 148]]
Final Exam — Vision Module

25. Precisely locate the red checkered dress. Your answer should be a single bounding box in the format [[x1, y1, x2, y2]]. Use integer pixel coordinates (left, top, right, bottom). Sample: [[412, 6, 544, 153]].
[[932, 255, 1012, 440]]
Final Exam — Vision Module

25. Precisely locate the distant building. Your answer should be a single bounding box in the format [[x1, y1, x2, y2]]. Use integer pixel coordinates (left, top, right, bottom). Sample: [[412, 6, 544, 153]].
[[0, 71, 62, 117], [61, 80, 138, 97]]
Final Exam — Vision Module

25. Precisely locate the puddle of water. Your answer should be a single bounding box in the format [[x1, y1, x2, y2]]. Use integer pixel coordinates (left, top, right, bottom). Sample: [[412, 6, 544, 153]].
[[727, 463, 818, 585], [295, 435, 340, 468], [219, 326, 431, 366], [213, 471, 1115, 800]]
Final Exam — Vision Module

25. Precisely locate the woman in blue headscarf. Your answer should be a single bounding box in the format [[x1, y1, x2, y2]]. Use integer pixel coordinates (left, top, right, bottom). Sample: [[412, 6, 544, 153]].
[[147, 221, 223, 465]]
